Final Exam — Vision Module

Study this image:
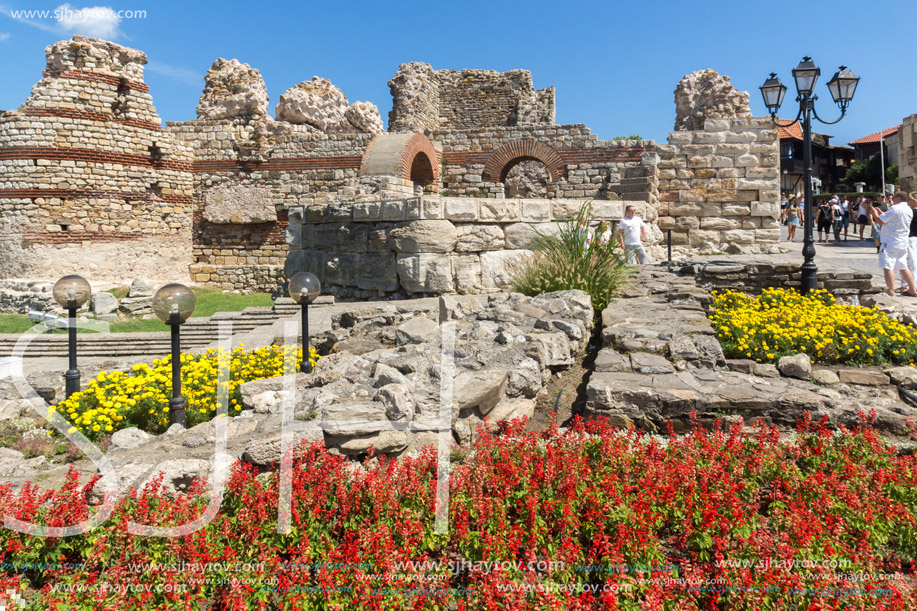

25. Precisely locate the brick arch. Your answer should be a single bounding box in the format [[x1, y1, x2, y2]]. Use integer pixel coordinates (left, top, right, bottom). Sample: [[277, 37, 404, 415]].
[[360, 133, 440, 184], [482, 139, 565, 182]]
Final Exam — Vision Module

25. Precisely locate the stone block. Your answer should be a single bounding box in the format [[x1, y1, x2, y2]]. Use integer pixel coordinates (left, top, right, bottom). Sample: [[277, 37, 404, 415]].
[[591, 200, 624, 220], [710, 155, 736, 168], [444, 197, 478, 221], [356, 253, 399, 292], [452, 255, 483, 294], [735, 154, 760, 167], [503, 222, 560, 250], [752, 202, 779, 217], [284, 224, 301, 248], [421, 197, 443, 220], [479, 199, 520, 222], [396, 253, 454, 293], [754, 229, 780, 242], [382, 199, 406, 221], [352, 201, 382, 221], [91, 292, 118, 315], [720, 204, 751, 216], [323, 253, 361, 286], [700, 217, 741, 230], [837, 368, 889, 386], [480, 250, 532, 289], [203, 185, 277, 224], [390, 220, 457, 253], [721, 229, 755, 244], [520, 199, 551, 222], [455, 224, 504, 252]]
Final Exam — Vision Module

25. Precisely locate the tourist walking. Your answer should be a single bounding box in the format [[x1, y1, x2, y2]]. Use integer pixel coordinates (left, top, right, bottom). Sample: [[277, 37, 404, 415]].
[[840, 197, 851, 240], [831, 197, 844, 242], [857, 196, 870, 239], [617, 205, 648, 264], [779, 195, 789, 225], [816, 199, 832, 242], [785, 200, 800, 242], [908, 192, 917, 288], [869, 191, 917, 297]]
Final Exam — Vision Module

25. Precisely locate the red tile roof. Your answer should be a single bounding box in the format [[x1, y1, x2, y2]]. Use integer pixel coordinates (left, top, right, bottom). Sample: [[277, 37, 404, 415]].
[[777, 121, 803, 140], [849, 125, 901, 145]]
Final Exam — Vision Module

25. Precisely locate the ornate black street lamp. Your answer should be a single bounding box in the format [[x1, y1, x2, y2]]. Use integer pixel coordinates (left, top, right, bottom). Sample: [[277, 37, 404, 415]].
[[288, 272, 321, 373], [760, 58, 859, 293], [152, 284, 196, 426], [52, 275, 91, 398]]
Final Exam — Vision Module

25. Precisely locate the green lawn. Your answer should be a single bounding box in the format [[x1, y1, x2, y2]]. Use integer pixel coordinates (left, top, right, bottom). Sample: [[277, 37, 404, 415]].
[[0, 286, 273, 334]]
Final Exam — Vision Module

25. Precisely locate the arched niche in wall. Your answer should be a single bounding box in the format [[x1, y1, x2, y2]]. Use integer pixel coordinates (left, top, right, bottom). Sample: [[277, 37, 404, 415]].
[[360, 133, 441, 192], [481, 139, 566, 186]]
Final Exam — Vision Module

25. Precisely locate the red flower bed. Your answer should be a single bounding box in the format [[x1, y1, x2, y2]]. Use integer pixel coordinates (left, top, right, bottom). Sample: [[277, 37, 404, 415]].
[[1, 414, 915, 610]]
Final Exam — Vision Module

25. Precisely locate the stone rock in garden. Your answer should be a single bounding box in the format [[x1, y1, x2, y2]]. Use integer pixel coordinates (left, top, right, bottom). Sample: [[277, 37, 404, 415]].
[[0, 399, 39, 421], [883, 366, 917, 389], [527, 332, 572, 367], [240, 429, 324, 467], [438, 294, 487, 321], [725, 359, 757, 374], [140, 459, 210, 495], [320, 401, 391, 436], [109, 427, 153, 451], [197, 58, 269, 119], [690, 335, 726, 368], [344, 101, 385, 134], [377, 384, 415, 421], [325, 430, 409, 456], [202, 184, 278, 224], [486, 397, 535, 424], [371, 363, 412, 390], [394, 316, 440, 345], [630, 351, 675, 374], [777, 353, 811, 380], [97, 314, 120, 323], [91, 462, 153, 503], [0, 448, 24, 461], [754, 363, 780, 378], [453, 370, 507, 415], [0, 455, 46, 478], [594, 348, 631, 372], [91, 292, 118, 315], [118, 297, 153, 314], [837, 368, 889, 386], [314, 352, 374, 380], [128, 277, 154, 298], [673, 69, 751, 131], [390, 220, 457, 253], [210, 452, 239, 488], [811, 369, 840, 385], [239, 373, 311, 412]]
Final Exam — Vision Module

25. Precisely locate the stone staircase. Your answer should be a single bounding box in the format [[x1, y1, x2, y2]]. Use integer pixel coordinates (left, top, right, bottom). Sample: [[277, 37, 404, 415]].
[[0, 299, 329, 358]]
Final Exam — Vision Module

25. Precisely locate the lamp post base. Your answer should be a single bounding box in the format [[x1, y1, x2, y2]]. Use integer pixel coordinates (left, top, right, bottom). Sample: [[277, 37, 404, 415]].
[[169, 397, 186, 427], [64, 369, 80, 399]]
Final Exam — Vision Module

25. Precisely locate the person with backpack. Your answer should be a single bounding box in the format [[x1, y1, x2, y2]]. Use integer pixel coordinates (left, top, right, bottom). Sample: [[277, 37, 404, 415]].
[[816, 199, 833, 243], [831, 197, 844, 242]]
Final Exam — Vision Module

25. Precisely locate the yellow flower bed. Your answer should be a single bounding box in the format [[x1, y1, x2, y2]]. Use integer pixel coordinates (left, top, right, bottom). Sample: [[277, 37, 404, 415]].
[[709, 288, 917, 366], [51, 344, 319, 440]]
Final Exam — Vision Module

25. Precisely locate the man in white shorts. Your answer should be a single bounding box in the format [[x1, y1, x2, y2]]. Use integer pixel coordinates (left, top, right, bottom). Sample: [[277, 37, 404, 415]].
[[617, 205, 648, 264], [870, 191, 917, 297]]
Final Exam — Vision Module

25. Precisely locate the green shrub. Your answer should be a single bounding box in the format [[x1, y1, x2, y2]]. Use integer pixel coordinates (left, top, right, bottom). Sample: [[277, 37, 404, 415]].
[[510, 201, 630, 317]]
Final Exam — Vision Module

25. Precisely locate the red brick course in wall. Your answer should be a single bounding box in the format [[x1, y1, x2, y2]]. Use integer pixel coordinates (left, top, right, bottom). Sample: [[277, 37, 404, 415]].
[[444, 144, 653, 178], [0, 147, 192, 172], [20, 231, 146, 246], [481, 140, 566, 182], [192, 156, 363, 173], [50, 69, 150, 93], [0, 189, 192, 204], [20, 107, 162, 131]]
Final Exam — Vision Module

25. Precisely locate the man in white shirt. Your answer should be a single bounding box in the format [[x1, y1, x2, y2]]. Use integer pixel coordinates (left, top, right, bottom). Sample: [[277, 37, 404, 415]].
[[870, 191, 917, 297], [617, 205, 648, 264]]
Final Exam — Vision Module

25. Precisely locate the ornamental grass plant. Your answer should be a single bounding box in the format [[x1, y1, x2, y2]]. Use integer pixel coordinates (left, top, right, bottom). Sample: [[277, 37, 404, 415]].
[[51, 344, 319, 440], [511, 201, 631, 317], [2, 414, 915, 609], [710, 288, 917, 365]]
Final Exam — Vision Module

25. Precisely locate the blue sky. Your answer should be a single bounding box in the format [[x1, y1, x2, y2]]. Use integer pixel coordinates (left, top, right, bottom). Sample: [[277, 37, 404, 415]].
[[0, 0, 914, 146]]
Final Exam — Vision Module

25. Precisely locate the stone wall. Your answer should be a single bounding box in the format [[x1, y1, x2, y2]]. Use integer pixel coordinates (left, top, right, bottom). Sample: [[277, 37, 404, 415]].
[[437, 126, 658, 201], [681, 260, 879, 298], [899, 114, 917, 192], [388, 63, 555, 133], [0, 36, 194, 284], [284, 189, 656, 299], [656, 117, 780, 251]]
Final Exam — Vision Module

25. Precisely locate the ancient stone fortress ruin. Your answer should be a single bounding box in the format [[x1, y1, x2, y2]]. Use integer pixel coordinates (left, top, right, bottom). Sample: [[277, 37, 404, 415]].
[[0, 36, 781, 300]]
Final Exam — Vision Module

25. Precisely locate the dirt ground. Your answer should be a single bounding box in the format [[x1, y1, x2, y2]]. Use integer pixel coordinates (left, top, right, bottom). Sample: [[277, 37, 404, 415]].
[[526, 341, 598, 432]]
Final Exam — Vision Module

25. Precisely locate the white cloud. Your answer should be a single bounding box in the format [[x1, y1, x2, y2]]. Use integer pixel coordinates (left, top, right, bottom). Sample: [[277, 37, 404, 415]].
[[146, 61, 201, 87], [0, 32, 9, 41], [55, 4, 122, 38]]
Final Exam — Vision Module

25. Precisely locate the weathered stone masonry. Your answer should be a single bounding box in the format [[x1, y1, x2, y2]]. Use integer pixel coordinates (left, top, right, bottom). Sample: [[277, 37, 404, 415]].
[[0, 36, 782, 299], [899, 114, 917, 193], [0, 36, 194, 283]]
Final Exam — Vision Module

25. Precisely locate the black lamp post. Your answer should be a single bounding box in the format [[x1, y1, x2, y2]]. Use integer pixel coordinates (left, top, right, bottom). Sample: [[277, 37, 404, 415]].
[[760, 58, 860, 293], [52, 275, 91, 398], [152, 284, 196, 426], [288, 272, 321, 373]]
